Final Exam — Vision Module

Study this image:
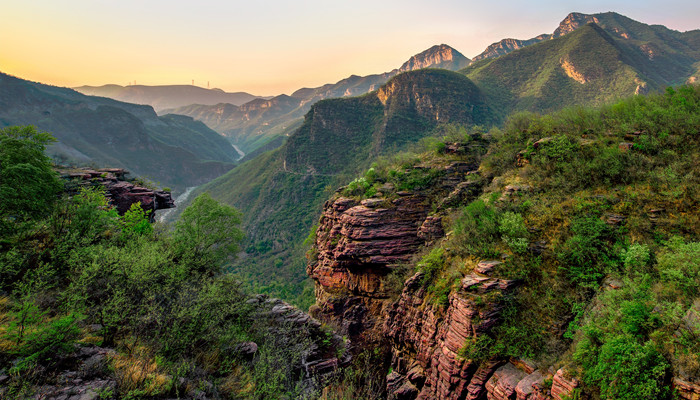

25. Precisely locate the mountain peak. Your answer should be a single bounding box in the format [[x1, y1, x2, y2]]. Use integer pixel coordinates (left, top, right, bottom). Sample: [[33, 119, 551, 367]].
[[399, 44, 470, 72], [553, 12, 600, 37]]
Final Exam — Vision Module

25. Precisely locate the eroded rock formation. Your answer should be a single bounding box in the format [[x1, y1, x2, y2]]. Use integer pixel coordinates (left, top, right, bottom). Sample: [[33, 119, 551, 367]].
[[60, 167, 175, 217], [308, 155, 584, 399]]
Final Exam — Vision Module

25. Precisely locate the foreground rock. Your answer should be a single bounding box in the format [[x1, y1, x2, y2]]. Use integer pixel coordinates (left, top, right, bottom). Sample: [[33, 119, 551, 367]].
[[60, 167, 175, 218], [307, 156, 584, 400]]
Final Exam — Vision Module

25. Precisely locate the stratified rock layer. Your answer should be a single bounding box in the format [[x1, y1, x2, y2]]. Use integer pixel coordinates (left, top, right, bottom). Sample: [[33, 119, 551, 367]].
[[308, 157, 583, 400], [61, 167, 175, 217]]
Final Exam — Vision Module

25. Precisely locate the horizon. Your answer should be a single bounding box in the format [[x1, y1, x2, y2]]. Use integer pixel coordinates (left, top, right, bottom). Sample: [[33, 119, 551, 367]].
[[2, 1, 700, 95]]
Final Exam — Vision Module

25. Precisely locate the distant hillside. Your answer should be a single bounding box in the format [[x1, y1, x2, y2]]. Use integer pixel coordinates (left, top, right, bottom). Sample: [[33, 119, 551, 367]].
[[190, 69, 494, 304], [463, 19, 700, 120], [74, 84, 265, 112], [0, 73, 237, 191], [471, 11, 700, 74], [165, 45, 470, 154]]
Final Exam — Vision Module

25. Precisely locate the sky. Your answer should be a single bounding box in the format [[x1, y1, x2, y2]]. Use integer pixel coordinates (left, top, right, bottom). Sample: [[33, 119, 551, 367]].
[[2, 0, 699, 95]]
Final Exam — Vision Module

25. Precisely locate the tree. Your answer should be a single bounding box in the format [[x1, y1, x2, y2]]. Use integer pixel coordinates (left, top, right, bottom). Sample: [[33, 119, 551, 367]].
[[172, 192, 244, 270], [0, 126, 62, 223]]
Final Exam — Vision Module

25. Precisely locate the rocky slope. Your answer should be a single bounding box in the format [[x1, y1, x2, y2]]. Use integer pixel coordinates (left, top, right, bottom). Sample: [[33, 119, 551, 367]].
[[307, 150, 582, 400], [470, 36, 551, 64]]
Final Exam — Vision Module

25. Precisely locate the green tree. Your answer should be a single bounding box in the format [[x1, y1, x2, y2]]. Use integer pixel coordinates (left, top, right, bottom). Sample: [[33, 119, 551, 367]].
[[0, 126, 62, 226], [172, 192, 244, 269]]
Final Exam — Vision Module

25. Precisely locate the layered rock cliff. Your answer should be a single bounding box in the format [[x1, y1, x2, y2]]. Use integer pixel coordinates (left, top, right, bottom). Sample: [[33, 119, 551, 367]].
[[306, 142, 588, 399], [60, 167, 175, 217]]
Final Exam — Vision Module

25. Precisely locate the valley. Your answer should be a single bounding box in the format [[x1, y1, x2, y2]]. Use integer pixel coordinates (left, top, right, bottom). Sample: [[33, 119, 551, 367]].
[[1, 8, 699, 400]]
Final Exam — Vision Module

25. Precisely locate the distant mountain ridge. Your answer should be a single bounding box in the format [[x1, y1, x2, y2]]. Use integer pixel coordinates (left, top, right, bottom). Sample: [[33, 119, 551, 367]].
[[74, 84, 267, 112], [471, 11, 700, 66], [0, 73, 237, 191], [463, 12, 700, 118], [163, 44, 470, 153]]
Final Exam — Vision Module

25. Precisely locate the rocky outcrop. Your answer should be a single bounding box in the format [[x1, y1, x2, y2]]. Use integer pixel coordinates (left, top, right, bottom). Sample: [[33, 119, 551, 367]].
[[399, 44, 471, 72], [308, 194, 435, 346], [471, 36, 551, 64], [308, 158, 483, 348], [553, 13, 600, 37], [673, 377, 700, 400], [247, 294, 350, 389], [560, 57, 588, 84], [61, 168, 175, 217]]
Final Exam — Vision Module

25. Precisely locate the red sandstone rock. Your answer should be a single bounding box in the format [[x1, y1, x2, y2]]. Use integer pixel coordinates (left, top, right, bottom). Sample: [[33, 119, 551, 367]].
[[61, 167, 174, 217], [515, 370, 546, 400], [486, 363, 527, 400], [476, 260, 502, 275], [550, 369, 579, 400], [673, 377, 700, 400], [418, 215, 444, 243]]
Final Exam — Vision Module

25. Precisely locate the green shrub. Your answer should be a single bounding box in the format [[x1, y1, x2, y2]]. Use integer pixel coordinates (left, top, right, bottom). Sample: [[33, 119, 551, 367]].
[[120, 203, 153, 240], [622, 243, 651, 272], [499, 212, 528, 254], [9, 314, 80, 373], [452, 200, 500, 257], [576, 335, 670, 400], [418, 247, 445, 286], [0, 126, 63, 226], [656, 238, 700, 301], [558, 216, 617, 290]]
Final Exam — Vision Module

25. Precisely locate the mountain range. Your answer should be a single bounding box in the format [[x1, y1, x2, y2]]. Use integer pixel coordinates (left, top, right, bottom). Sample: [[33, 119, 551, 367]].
[[74, 84, 266, 112], [162, 12, 700, 156], [2, 11, 699, 303], [0, 73, 238, 191], [175, 11, 700, 304], [161, 44, 470, 153]]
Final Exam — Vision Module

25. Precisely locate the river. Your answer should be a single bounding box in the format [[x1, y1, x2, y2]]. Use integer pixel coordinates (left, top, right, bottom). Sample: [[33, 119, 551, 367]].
[[156, 186, 196, 223]]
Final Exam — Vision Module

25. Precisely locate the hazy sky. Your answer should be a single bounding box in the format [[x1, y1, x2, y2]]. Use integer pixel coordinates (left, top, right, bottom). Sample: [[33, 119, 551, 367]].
[[2, 0, 699, 95]]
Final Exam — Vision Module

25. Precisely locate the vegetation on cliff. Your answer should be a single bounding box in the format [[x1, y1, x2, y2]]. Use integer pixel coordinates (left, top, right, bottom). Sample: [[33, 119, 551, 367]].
[[324, 84, 699, 399]]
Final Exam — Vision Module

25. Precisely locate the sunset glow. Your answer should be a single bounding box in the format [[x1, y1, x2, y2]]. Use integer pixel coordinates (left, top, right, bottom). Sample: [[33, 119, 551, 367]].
[[2, 0, 699, 95]]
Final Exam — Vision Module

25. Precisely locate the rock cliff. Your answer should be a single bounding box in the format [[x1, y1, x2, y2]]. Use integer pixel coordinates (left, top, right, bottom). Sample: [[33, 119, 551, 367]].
[[60, 167, 175, 217], [307, 147, 584, 400]]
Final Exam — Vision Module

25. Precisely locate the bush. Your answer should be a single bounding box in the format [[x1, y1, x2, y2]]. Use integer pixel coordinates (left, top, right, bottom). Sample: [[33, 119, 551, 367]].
[[656, 238, 700, 301], [418, 247, 445, 286], [558, 216, 617, 290], [576, 334, 670, 400], [0, 126, 63, 228], [452, 200, 500, 257], [499, 212, 528, 254]]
